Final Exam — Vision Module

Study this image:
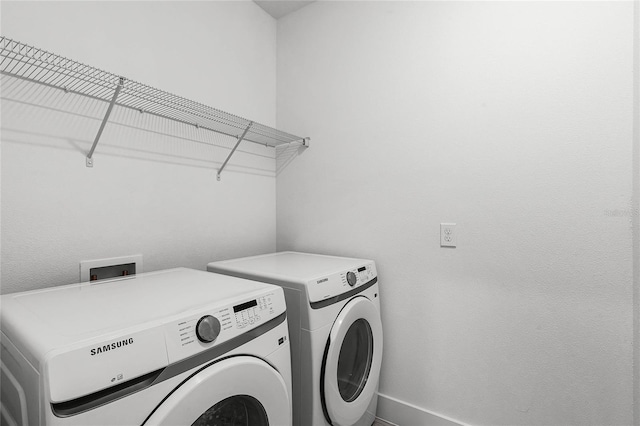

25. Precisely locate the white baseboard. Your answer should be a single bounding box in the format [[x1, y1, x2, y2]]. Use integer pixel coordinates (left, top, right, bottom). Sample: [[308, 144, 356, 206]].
[[376, 393, 468, 426]]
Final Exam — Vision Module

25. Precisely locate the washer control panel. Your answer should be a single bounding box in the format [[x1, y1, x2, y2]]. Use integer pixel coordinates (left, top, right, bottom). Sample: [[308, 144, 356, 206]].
[[195, 315, 221, 343], [165, 288, 284, 363], [307, 262, 377, 303], [233, 294, 277, 329]]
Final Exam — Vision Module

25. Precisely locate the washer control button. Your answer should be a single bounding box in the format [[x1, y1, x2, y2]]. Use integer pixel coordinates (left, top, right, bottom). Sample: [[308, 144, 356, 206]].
[[346, 271, 357, 287], [196, 315, 221, 343]]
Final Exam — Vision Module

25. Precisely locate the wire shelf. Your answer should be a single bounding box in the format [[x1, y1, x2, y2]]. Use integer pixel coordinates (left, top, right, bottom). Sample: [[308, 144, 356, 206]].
[[0, 36, 308, 175]]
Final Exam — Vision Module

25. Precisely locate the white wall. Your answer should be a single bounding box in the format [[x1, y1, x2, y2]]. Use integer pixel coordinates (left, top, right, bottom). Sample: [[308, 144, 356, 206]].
[[1, 1, 278, 293], [276, 2, 636, 425], [632, 2, 640, 421]]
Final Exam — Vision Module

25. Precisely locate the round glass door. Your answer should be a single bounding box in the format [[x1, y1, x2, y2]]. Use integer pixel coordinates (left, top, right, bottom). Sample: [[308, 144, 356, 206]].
[[337, 319, 373, 402], [191, 395, 268, 426], [144, 356, 289, 426], [322, 296, 383, 426]]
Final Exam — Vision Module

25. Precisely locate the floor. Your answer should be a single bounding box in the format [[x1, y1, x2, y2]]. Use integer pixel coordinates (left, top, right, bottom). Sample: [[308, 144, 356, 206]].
[[373, 418, 398, 426]]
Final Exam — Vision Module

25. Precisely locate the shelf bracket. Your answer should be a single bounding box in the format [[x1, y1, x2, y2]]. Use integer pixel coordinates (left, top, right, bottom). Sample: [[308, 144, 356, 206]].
[[86, 77, 125, 167], [217, 122, 253, 181]]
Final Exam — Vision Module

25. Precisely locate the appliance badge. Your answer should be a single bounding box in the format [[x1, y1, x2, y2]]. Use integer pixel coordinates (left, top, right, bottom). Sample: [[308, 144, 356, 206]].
[[90, 338, 134, 356], [317, 278, 329, 284]]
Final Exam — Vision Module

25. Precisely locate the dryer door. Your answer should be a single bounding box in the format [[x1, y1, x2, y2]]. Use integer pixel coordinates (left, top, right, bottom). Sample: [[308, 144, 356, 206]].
[[322, 296, 383, 426], [144, 356, 290, 426]]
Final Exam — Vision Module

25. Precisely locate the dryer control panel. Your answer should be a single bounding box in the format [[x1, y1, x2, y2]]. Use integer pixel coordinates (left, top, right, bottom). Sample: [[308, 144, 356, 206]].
[[165, 288, 285, 364], [343, 265, 375, 287], [307, 262, 377, 304]]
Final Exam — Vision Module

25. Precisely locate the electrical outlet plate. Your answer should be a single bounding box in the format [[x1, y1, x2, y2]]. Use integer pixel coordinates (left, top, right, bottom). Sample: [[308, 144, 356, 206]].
[[440, 223, 456, 248], [80, 254, 143, 282]]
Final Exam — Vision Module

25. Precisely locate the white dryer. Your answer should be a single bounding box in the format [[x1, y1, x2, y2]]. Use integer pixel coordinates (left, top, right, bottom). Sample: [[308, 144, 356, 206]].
[[208, 252, 382, 426], [0, 268, 292, 426]]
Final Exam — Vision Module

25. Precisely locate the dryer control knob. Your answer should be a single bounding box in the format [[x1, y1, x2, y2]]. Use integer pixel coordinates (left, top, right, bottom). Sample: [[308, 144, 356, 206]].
[[346, 271, 357, 287], [196, 315, 221, 343]]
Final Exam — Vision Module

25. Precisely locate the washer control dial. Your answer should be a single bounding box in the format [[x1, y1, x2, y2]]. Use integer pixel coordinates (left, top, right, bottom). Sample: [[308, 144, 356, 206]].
[[196, 315, 221, 343], [346, 271, 357, 287]]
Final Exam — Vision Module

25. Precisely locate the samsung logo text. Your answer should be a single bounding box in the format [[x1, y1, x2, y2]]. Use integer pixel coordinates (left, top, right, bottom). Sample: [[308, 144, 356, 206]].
[[90, 338, 134, 356]]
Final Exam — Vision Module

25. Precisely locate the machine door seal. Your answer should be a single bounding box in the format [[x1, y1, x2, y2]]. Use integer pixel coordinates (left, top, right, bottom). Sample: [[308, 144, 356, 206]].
[[321, 296, 383, 426], [143, 356, 290, 426]]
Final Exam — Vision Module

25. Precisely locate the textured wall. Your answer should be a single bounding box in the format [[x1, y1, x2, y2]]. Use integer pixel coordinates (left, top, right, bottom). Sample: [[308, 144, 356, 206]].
[[276, 2, 635, 425], [1, 1, 278, 293]]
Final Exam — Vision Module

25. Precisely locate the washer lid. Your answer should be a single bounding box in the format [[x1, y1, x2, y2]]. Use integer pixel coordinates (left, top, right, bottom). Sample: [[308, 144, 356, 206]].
[[0, 268, 283, 368], [4, 268, 273, 336]]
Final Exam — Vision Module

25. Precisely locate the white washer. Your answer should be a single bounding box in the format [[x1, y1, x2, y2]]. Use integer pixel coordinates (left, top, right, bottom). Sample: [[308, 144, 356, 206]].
[[0, 268, 292, 426], [207, 252, 382, 426]]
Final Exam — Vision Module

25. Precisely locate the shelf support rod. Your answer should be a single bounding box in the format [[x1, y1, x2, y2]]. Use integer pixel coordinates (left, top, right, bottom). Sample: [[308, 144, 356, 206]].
[[217, 122, 253, 181], [86, 77, 125, 167]]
